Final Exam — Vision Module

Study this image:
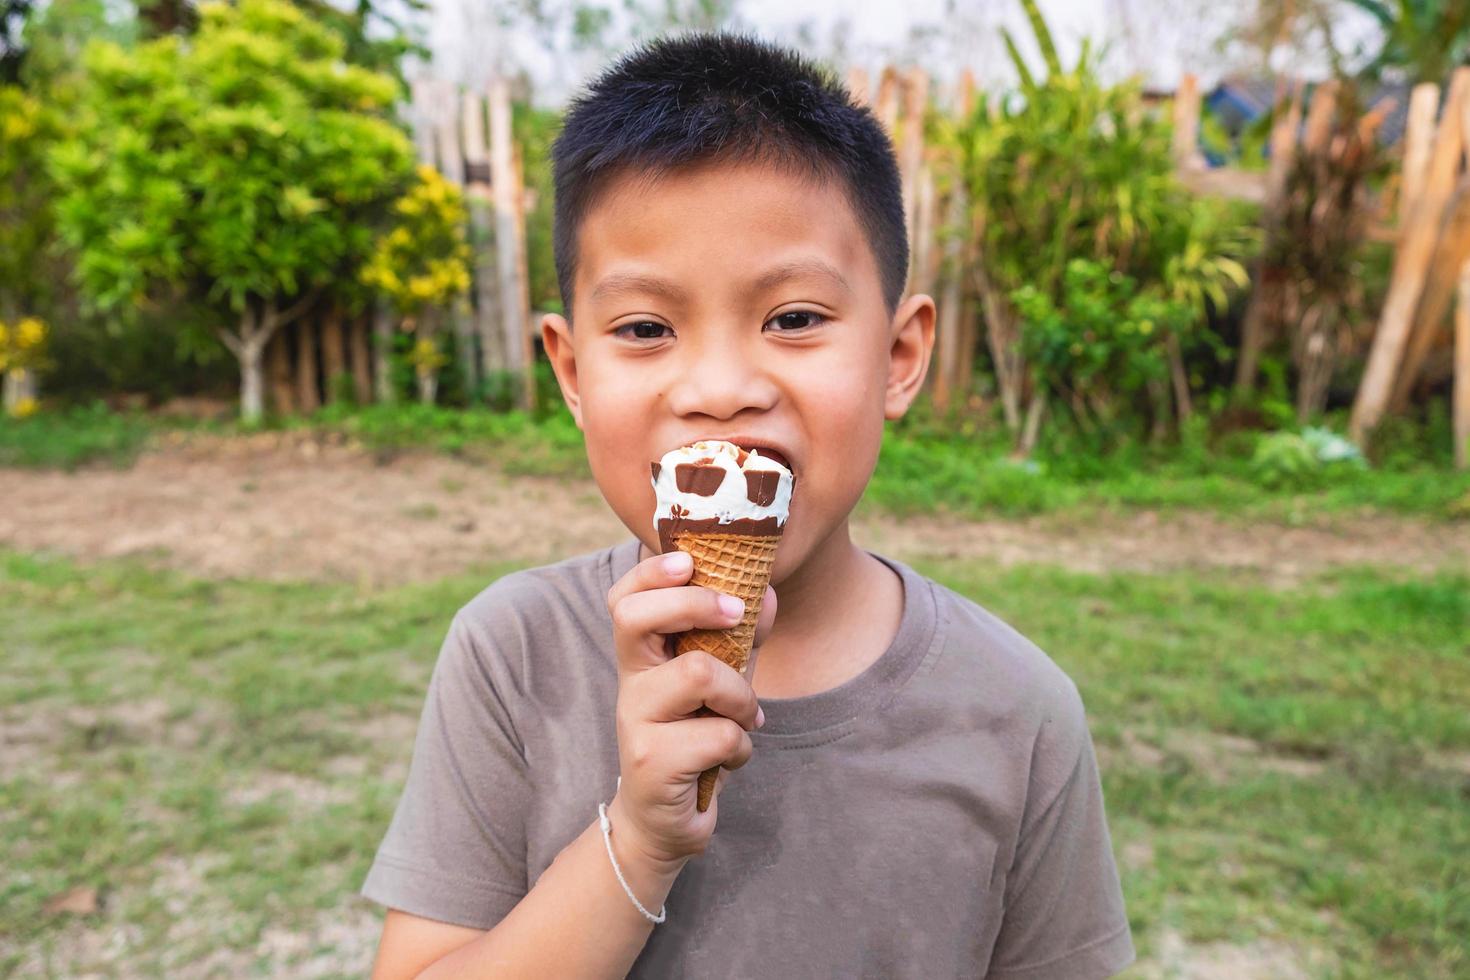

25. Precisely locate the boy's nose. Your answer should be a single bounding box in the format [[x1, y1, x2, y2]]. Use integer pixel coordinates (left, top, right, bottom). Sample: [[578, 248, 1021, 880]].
[[664, 336, 779, 420]]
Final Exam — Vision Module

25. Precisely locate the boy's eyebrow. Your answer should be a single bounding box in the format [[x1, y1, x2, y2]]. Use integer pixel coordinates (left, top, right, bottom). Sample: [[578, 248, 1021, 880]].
[[589, 271, 689, 304], [588, 258, 852, 305], [750, 258, 852, 296]]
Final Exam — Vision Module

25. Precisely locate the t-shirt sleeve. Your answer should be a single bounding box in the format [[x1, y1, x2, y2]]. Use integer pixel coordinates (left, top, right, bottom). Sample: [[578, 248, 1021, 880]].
[[360, 605, 532, 930], [987, 674, 1134, 979]]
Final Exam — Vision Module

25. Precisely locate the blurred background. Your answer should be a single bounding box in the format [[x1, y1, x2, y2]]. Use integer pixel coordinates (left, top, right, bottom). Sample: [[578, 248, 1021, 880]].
[[2, 0, 1467, 976]]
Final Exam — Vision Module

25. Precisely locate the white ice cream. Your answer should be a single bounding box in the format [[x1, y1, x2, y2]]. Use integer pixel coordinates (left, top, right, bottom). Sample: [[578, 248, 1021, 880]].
[[651, 440, 794, 533]]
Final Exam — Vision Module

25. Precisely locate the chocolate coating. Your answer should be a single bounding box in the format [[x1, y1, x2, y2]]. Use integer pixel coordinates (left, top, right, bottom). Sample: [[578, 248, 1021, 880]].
[[657, 513, 782, 555], [650, 461, 661, 482]]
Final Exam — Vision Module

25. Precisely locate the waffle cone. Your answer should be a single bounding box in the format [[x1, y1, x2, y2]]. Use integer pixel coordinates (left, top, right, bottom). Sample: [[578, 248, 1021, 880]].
[[667, 529, 782, 812]]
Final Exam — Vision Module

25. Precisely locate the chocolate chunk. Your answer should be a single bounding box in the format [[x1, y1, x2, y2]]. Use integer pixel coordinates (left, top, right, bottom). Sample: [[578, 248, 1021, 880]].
[[651, 461, 661, 482], [675, 462, 725, 496], [745, 469, 781, 506]]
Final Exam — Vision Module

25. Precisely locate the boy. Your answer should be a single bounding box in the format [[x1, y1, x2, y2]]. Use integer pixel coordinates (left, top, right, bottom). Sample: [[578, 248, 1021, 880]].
[[363, 31, 1133, 979]]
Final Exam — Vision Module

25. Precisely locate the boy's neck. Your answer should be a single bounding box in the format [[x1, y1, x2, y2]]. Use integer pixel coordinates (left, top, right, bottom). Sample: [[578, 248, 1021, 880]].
[[637, 518, 903, 699]]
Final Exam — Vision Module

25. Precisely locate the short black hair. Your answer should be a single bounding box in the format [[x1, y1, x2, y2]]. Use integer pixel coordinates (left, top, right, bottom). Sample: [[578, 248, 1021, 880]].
[[550, 31, 908, 322]]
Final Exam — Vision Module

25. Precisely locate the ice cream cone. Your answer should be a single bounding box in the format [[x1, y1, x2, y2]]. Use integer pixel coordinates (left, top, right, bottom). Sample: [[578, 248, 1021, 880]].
[[668, 530, 782, 811], [651, 440, 795, 813]]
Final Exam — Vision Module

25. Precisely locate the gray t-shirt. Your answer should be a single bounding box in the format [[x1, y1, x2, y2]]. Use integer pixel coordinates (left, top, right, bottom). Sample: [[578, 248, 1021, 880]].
[[361, 536, 1134, 978]]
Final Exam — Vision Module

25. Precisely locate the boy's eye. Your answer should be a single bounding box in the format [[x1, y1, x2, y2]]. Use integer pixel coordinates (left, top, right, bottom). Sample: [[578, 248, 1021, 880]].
[[766, 310, 827, 332], [614, 321, 672, 340]]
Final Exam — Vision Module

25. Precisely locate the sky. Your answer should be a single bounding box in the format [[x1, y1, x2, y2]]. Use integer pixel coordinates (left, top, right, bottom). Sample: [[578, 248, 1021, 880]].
[[423, 0, 1380, 107]]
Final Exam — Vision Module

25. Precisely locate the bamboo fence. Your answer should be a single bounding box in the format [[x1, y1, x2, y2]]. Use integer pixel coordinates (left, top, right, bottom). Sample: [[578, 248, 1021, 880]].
[[260, 75, 538, 416], [1156, 71, 1469, 465]]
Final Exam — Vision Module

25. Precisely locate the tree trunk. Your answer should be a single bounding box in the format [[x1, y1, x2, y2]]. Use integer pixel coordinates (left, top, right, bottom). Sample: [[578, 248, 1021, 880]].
[[1, 368, 37, 414], [1233, 276, 1276, 393], [1016, 387, 1046, 457], [349, 315, 373, 405], [373, 302, 396, 404], [417, 369, 438, 405], [223, 294, 316, 423], [267, 329, 295, 416], [296, 316, 321, 413], [321, 307, 347, 404], [1166, 332, 1192, 422], [241, 344, 265, 424]]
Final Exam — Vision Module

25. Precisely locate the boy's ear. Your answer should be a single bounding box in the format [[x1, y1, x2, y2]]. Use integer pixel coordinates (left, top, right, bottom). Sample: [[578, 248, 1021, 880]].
[[883, 293, 937, 420], [541, 313, 584, 429]]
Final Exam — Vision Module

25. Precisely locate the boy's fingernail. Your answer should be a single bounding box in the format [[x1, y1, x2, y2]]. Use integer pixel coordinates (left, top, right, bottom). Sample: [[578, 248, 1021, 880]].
[[756, 706, 766, 728], [718, 595, 744, 619], [663, 552, 691, 574]]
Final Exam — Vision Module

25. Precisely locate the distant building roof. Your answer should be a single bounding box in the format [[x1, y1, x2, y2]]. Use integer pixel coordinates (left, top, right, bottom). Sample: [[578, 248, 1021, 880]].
[[1205, 76, 1412, 147]]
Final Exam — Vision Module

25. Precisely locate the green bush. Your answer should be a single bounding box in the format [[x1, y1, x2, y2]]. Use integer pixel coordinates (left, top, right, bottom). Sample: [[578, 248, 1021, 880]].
[[0, 401, 151, 469], [936, 0, 1254, 449], [302, 401, 588, 477]]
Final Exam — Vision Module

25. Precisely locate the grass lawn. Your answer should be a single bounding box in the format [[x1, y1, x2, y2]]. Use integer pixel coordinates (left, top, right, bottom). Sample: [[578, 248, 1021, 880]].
[[6, 401, 1470, 522], [2, 548, 1465, 976]]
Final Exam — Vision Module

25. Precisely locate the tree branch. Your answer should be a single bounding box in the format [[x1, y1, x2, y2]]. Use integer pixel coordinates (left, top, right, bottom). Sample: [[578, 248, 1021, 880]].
[[216, 326, 244, 359], [275, 287, 322, 329]]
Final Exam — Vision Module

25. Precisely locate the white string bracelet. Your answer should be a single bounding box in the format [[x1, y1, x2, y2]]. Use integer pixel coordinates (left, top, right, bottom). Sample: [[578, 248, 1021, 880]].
[[599, 778, 667, 924]]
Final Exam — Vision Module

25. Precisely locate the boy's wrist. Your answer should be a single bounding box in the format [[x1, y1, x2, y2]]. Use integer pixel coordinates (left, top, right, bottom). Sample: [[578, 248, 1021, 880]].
[[606, 793, 690, 883]]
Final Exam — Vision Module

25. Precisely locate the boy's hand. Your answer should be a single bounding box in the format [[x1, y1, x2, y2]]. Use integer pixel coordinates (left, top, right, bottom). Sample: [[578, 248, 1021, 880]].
[[605, 549, 775, 871]]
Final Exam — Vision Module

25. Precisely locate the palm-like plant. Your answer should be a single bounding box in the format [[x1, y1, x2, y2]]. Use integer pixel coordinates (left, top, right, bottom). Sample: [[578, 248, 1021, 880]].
[[1345, 0, 1470, 83]]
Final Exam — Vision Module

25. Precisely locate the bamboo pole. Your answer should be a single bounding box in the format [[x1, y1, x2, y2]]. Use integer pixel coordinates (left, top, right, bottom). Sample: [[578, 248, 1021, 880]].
[[409, 77, 437, 169], [1234, 82, 1302, 392], [461, 89, 505, 385], [933, 75, 975, 414], [1171, 73, 1203, 170], [1390, 177, 1470, 413], [444, 87, 486, 401], [1392, 90, 1470, 411], [1301, 78, 1338, 154], [432, 78, 464, 187], [845, 66, 870, 107], [1352, 68, 1470, 444], [488, 76, 534, 411], [950, 69, 979, 408], [1400, 83, 1440, 222], [874, 66, 900, 137], [899, 68, 929, 268], [1456, 260, 1470, 469], [511, 138, 537, 411], [910, 160, 938, 298], [1265, 80, 1304, 202]]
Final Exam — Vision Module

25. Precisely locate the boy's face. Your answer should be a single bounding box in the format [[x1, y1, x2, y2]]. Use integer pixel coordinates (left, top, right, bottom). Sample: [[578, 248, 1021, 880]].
[[542, 158, 934, 585]]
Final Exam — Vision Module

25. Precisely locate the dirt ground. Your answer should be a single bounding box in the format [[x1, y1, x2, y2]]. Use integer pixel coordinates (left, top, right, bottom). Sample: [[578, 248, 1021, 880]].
[[6, 432, 1460, 977], [2, 429, 1466, 588]]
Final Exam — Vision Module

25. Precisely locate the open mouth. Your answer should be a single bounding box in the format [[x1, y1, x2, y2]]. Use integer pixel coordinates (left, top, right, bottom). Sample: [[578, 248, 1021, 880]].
[[733, 443, 792, 473]]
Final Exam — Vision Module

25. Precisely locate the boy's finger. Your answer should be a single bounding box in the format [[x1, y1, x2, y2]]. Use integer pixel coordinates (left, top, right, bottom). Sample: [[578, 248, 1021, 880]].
[[611, 586, 745, 671], [606, 550, 693, 615], [635, 649, 761, 730], [646, 714, 753, 780]]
